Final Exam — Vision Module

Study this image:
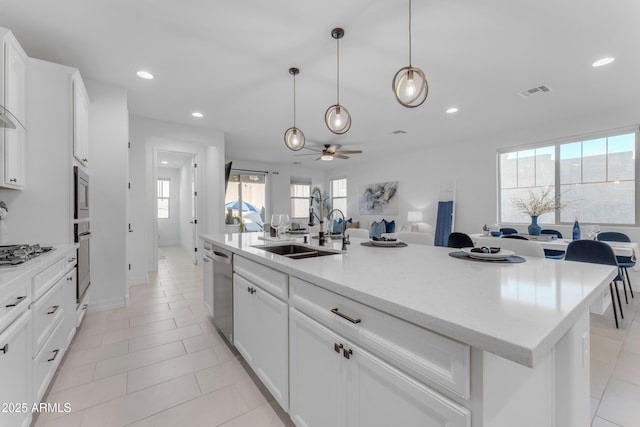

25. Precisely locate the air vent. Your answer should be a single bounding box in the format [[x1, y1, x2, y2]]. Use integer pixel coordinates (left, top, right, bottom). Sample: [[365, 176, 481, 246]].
[[392, 130, 407, 135], [518, 85, 552, 98]]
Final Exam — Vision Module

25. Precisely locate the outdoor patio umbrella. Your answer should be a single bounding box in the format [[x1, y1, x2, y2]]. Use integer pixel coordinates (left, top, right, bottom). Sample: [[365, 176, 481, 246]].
[[225, 200, 261, 212]]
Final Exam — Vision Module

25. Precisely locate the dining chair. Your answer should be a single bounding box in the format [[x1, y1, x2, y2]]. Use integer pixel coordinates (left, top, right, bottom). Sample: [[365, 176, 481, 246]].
[[597, 232, 635, 303], [500, 227, 518, 235], [477, 237, 545, 258], [565, 240, 624, 328], [396, 231, 433, 245], [540, 229, 566, 259], [502, 234, 528, 240], [447, 232, 474, 248]]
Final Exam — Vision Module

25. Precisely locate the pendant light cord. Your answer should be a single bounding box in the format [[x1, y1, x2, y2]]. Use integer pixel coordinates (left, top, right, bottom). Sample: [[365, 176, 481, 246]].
[[336, 36, 340, 104], [293, 73, 297, 127], [408, 0, 413, 67]]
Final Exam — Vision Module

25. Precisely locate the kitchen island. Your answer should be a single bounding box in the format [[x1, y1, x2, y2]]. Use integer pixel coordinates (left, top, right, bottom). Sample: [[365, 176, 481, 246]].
[[201, 232, 616, 427]]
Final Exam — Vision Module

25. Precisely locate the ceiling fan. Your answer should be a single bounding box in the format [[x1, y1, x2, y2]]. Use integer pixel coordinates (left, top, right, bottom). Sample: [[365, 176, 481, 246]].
[[294, 144, 363, 161]]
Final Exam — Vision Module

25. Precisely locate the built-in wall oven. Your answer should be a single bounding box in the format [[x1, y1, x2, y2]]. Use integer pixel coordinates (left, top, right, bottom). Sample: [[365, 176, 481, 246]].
[[74, 166, 89, 219], [74, 221, 91, 302]]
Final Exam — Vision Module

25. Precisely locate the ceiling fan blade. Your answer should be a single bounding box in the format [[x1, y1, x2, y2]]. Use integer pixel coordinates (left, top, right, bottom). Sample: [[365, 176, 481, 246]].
[[334, 150, 362, 155], [334, 154, 349, 159]]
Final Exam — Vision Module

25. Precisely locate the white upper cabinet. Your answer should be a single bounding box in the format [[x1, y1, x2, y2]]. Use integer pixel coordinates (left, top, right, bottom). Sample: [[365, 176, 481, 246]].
[[1, 29, 27, 189], [73, 73, 89, 166]]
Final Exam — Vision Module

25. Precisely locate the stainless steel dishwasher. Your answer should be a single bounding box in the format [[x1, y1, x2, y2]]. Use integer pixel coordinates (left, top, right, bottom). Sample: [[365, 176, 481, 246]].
[[205, 244, 233, 344]]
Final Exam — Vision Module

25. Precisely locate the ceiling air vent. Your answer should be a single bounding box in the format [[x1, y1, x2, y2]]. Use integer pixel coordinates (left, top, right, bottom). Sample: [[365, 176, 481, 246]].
[[518, 85, 552, 99]]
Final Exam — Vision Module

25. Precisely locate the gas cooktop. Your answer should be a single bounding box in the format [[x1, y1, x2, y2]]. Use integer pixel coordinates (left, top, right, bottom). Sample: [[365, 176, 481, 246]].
[[0, 244, 54, 266]]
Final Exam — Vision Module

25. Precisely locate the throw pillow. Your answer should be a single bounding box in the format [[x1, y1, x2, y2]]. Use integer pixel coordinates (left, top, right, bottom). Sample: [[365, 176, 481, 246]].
[[383, 219, 396, 233], [370, 221, 386, 239], [332, 218, 343, 234]]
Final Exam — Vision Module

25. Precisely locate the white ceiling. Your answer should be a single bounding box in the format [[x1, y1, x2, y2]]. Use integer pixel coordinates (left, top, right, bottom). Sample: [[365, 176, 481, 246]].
[[157, 150, 193, 170], [1, 0, 639, 168]]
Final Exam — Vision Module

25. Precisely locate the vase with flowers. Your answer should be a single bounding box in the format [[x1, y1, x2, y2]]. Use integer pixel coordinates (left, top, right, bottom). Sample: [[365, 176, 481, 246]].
[[511, 187, 564, 236]]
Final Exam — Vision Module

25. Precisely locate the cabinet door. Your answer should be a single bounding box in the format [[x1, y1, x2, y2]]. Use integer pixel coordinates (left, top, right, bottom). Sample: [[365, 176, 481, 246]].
[[203, 257, 213, 316], [0, 310, 32, 427], [346, 343, 471, 427], [3, 35, 26, 189], [233, 275, 257, 365], [255, 287, 288, 411], [73, 76, 89, 166], [289, 308, 346, 427], [63, 266, 77, 347]]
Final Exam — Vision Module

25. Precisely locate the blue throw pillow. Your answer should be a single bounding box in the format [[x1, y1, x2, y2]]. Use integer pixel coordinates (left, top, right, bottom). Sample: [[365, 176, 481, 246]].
[[370, 221, 386, 239], [332, 218, 343, 234], [383, 219, 395, 233]]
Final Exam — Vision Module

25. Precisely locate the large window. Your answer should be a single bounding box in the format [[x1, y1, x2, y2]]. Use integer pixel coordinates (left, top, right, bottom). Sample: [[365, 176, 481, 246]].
[[330, 177, 347, 216], [499, 130, 637, 225], [290, 179, 311, 220], [157, 178, 170, 219], [225, 172, 266, 231]]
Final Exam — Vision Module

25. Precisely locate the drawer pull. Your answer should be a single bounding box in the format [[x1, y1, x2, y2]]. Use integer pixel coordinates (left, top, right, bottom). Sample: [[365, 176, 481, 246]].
[[343, 348, 353, 359], [47, 305, 60, 315], [334, 343, 343, 353], [247, 287, 256, 294], [67, 276, 74, 281], [82, 304, 88, 310], [331, 308, 361, 324], [0, 344, 7, 354], [68, 257, 76, 263], [6, 296, 26, 308], [48, 349, 60, 362]]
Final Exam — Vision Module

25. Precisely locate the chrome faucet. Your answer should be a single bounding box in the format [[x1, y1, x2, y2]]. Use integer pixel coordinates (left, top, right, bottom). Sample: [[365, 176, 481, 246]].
[[309, 187, 325, 245], [329, 208, 350, 251]]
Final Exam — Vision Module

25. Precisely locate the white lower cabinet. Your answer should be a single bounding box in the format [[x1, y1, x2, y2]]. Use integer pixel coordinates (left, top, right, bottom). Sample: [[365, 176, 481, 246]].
[[290, 308, 470, 427], [233, 272, 289, 411], [0, 310, 32, 427]]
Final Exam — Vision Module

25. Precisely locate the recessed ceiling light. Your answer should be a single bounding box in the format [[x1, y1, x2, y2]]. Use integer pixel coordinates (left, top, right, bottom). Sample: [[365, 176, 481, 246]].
[[446, 107, 459, 114], [136, 70, 154, 80], [161, 161, 168, 165], [191, 112, 204, 118], [592, 57, 615, 67]]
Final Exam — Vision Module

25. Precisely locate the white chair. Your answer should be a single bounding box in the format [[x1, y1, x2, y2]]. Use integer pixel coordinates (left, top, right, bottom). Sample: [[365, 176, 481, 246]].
[[396, 231, 433, 246], [476, 237, 545, 258], [346, 228, 369, 239]]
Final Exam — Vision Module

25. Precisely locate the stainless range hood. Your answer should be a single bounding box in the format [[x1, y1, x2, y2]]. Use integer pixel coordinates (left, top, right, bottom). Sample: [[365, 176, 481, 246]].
[[0, 105, 25, 131]]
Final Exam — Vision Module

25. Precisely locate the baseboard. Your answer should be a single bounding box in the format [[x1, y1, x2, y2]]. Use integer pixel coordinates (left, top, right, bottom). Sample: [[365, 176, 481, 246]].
[[87, 296, 127, 312]]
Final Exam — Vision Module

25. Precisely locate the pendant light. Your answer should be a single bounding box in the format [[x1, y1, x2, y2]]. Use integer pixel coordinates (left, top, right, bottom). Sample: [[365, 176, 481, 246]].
[[284, 67, 305, 151], [325, 28, 351, 134], [393, 0, 428, 108]]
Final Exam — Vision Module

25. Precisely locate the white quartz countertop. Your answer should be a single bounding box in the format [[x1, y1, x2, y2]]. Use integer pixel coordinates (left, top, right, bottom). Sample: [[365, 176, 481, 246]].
[[0, 243, 77, 288], [201, 233, 617, 368]]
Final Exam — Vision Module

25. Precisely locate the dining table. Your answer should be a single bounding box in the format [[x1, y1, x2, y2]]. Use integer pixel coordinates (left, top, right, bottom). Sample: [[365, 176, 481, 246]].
[[470, 234, 639, 271]]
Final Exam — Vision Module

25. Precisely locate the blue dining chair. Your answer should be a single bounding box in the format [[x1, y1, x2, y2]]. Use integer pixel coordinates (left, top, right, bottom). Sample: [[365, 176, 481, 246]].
[[565, 240, 624, 328], [541, 229, 565, 259], [500, 227, 518, 235], [597, 232, 635, 303]]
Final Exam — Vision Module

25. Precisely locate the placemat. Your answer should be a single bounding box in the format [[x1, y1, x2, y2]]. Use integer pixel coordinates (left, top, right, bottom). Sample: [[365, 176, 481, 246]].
[[448, 251, 526, 263], [360, 241, 408, 248]]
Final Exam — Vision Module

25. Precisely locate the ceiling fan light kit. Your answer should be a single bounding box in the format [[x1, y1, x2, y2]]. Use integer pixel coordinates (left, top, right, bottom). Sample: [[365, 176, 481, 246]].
[[325, 28, 352, 134], [284, 67, 306, 151], [393, 0, 428, 108]]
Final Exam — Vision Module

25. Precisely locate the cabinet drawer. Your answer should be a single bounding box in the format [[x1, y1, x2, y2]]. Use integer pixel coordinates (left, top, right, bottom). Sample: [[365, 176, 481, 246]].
[[0, 278, 30, 332], [32, 278, 64, 356], [32, 257, 66, 300], [33, 319, 65, 403], [234, 256, 288, 300], [290, 277, 471, 399]]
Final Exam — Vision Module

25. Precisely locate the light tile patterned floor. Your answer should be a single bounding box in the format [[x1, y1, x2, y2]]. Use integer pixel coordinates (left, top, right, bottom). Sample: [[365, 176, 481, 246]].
[[34, 245, 294, 427], [32, 246, 640, 426]]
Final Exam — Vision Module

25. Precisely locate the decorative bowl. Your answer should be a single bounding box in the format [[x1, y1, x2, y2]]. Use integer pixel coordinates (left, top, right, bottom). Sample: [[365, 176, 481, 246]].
[[490, 231, 503, 237]]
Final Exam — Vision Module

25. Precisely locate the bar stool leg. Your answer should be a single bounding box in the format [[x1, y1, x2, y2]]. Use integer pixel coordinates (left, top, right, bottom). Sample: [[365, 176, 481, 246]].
[[614, 280, 624, 320], [624, 267, 634, 298], [610, 282, 619, 329]]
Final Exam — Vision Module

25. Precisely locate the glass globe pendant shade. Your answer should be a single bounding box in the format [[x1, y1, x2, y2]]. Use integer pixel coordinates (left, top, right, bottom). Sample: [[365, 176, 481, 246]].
[[284, 127, 305, 151], [324, 104, 351, 135], [393, 66, 428, 108]]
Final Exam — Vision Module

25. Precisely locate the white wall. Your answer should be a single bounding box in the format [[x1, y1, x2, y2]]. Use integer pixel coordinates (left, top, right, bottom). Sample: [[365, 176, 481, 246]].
[[326, 104, 640, 243], [85, 79, 129, 311], [178, 160, 194, 252], [157, 167, 181, 246], [128, 116, 225, 281]]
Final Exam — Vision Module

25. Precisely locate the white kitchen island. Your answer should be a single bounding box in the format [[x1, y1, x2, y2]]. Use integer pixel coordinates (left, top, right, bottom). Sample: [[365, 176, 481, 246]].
[[201, 232, 617, 427]]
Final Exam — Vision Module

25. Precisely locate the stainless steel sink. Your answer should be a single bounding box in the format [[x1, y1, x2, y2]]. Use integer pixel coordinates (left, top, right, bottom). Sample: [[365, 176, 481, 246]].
[[252, 244, 342, 260]]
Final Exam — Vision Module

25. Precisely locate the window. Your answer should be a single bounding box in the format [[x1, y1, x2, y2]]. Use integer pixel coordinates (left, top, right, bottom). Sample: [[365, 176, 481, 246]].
[[157, 178, 170, 219], [225, 172, 266, 231], [499, 130, 637, 225], [330, 177, 347, 216], [290, 180, 311, 219]]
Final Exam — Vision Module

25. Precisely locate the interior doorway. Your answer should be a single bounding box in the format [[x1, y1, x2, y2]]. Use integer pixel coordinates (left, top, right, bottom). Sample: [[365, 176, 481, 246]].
[[155, 149, 199, 265]]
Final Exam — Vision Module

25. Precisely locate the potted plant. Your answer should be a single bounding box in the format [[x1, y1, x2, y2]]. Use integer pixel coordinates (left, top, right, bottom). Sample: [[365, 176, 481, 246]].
[[511, 187, 565, 236]]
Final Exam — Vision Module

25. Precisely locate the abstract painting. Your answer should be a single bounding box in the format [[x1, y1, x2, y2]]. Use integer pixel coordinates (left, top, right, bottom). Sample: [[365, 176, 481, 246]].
[[359, 181, 399, 214]]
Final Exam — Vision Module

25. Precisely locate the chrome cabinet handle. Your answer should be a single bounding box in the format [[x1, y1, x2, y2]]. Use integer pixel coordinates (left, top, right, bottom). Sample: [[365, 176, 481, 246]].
[[47, 305, 60, 315], [48, 349, 60, 362], [6, 296, 26, 308], [331, 308, 361, 324]]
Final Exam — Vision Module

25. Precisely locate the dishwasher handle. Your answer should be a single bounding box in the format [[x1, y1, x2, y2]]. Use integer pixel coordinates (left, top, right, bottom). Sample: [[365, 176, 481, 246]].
[[211, 250, 231, 264]]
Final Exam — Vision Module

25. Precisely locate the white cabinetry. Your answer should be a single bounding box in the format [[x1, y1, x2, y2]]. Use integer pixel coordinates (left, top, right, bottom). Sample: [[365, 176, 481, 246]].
[[233, 256, 289, 411], [0, 310, 32, 427], [72, 73, 89, 166], [289, 277, 471, 427], [0, 28, 27, 189]]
